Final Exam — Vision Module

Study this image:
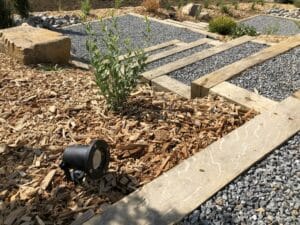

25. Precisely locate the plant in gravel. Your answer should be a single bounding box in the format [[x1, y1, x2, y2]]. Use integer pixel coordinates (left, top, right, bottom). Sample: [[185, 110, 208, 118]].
[[231, 24, 258, 38], [264, 23, 279, 35], [293, 0, 300, 7], [142, 0, 160, 12], [85, 14, 150, 110], [251, 0, 257, 10], [209, 16, 237, 35], [81, 0, 91, 17], [257, 0, 265, 6], [220, 4, 232, 16]]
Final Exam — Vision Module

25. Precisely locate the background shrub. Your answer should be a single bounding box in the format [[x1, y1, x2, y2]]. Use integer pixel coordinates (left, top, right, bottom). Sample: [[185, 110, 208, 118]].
[[0, 0, 13, 29], [14, 0, 30, 18], [81, 0, 91, 17], [231, 24, 258, 37], [142, 0, 160, 12], [209, 16, 237, 35]]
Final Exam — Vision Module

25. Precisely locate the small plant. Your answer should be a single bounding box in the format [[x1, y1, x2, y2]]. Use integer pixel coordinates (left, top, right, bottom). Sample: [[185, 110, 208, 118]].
[[293, 0, 300, 7], [13, 0, 30, 18], [204, 0, 210, 8], [160, 0, 172, 10], [251, 0, 257, 10], [86, 13, 150, 110], [209, 16, 237, 35], [220, 4, 231, 15], [231, 24, 258, 37], [142, 0, 160, 12], [232, 0, 239, 10], [81, 0, 91, 17], [264, 23, 279, 35], [216, 0, 223, 6], [257, 0, 265, 5]]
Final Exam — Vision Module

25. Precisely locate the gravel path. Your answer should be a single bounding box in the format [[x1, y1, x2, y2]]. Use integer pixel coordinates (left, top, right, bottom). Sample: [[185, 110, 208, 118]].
[[168, 42, 267, 85], [178, 132, 300, 225], [240, 15, 300, 35], [229, 47, 300, 101], [146, 43, 212, 71], [60, 14, 204, 62]]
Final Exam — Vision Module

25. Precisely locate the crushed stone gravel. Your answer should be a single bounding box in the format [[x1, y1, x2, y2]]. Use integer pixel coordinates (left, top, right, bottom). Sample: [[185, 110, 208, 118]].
[[178, 132, 300, 225], [168, 42, 267, 85], [240, 15, 300, 36], [146, 43, 212, 71], [229, 46, 300, 101], [60, 14, 205, 62]]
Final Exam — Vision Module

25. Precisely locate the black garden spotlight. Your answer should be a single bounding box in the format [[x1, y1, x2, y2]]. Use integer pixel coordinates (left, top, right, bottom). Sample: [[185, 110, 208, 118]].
[[60, 140, 110, 182]]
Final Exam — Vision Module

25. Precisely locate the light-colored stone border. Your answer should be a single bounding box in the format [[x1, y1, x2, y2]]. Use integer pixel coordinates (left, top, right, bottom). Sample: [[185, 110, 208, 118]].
[[142, 35, 255, 81], [239, 14, 300, 23], [210, 81, 278, 113], [191, 35, 300, 98], [84, 94, 300, 225]]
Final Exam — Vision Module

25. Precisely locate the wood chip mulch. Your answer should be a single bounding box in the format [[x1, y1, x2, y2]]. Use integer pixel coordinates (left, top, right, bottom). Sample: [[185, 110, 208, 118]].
[[0, 53, 256, 224]]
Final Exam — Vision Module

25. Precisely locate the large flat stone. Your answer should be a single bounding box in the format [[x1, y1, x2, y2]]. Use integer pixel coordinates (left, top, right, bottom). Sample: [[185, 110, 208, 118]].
[[0, 24, 71, 65]]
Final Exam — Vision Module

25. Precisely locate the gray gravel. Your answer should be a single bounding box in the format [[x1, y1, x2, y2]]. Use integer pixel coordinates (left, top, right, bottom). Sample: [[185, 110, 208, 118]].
[[240, 15, 300, 35], [146, 43, 212, 71], [178, 132, 300, 225], [168, 42, 267, 85], [229, 47, 300, 101], [60, 14, 204, 62]]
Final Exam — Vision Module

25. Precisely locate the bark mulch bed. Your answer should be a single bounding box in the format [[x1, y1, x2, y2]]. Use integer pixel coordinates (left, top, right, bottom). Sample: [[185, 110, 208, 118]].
[[0, 53, 256, 224]]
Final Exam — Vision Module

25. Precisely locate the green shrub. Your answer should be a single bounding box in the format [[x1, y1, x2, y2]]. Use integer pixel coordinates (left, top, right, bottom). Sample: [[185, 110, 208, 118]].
[[13, 0, 30, 18], [231, 24, 258, 37], [294, 0, 300, 7], [220, 4, 232, 15], [81, 0, 91, 17], [86, 15, 150, 110], [209, 16, 237, 35], [0, 0, 13, 29], [204, 0, 210, 8], [232, 0, 239, 10]]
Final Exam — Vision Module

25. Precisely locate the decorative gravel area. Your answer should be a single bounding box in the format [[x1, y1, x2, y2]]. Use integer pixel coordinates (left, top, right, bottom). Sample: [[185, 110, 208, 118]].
[[60, 14, 204, 62], [146, 43, 212, 71], [240, 15, 300, 35], [168, 42, 267, 85], [229, 47, 300, 101], [178, 132, 300, 225]]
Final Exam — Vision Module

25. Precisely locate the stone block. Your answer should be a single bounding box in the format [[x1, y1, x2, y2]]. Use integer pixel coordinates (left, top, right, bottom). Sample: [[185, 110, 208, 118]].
[[0, 24, 71, 65]]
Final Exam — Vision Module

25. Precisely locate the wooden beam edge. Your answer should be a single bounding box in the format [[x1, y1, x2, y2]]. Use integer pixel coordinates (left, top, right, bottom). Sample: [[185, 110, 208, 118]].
[[84, 95, 300, 225], [142, 36, 255, 81], [151, 75, 191, 99], [191, 37, 300, 98], [209, 81, 278, 113]]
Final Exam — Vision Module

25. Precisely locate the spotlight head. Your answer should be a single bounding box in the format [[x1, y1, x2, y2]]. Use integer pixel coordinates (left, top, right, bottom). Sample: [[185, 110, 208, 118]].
[[61, 140, 110, 180]]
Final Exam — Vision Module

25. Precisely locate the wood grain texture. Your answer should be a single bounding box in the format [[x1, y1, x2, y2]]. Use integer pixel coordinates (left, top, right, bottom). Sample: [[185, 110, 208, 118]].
[[84, 95, 300, 225], [210, 81, 278, 112], [151, 75, 191, 99], [143, 36, 254, 81], [192, 37, 300, 97]]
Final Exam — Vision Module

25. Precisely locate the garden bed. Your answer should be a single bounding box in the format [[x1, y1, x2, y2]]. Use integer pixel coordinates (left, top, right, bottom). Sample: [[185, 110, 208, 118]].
[[229, 46, 300, 101], [240, 15, 300, 36], [0, 53, 256, 224], [168, 41, 267, 85], [60, 14, 205, 62]]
